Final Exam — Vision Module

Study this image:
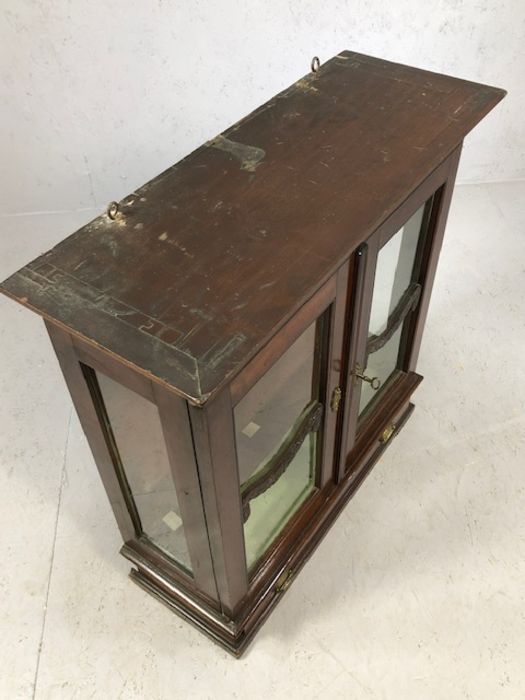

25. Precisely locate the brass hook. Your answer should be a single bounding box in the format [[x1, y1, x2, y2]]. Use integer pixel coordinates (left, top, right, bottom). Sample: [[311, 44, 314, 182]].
[[106, 201, 119, 220]]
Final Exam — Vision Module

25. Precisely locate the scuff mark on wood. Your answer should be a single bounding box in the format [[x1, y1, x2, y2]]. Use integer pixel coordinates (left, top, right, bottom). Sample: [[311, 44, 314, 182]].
[[160, 237, 194, 258], [190, 308, 212, 321], [201, 333, 247, 370], [103, 237, 119, 257], [296, 77, 319, 94], [259, 281, 276, 290], [209, 135, 266, 172]]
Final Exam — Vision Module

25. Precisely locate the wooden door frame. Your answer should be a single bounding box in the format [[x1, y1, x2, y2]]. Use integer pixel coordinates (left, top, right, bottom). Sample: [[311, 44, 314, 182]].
[[45, 320, 220, 607], [190, 268, 348, 615], [337, 145, 462, 479]]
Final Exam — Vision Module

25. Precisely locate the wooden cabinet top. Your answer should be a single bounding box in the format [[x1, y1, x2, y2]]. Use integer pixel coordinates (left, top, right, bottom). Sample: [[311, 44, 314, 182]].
[[1, 51, 504, 404]]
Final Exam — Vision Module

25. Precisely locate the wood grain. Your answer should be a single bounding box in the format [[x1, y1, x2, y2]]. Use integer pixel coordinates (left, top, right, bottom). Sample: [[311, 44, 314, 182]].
[[0, 52, 505, 405]]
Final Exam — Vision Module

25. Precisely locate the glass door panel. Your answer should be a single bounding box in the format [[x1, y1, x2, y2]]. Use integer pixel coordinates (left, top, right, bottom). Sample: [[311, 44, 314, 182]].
[[368, 206, 423, 337], [359, 200, 430, 417], [93, 370, 193, 574], [358, 326, 404, 413], [234, 318, 324, 570]]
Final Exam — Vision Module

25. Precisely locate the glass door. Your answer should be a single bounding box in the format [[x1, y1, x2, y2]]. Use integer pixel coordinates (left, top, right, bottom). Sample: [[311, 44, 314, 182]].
[[358, 199, 431, 419], [339, 192, 437, 470], [196, 266, 345, 597], [93, 370, 193, 572], [81, 365, 195, 576], [232, 304, 334, 573]]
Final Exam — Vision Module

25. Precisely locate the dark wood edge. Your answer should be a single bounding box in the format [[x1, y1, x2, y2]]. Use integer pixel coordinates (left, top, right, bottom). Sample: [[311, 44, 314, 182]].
[[405, 145, 462, 371], [311, 303, 330, 488], [129, 571, 246, 656], [366, 282, 422, 355], [230, 275, 336, 405], [152, 383, 220, 601], [123, 538, 219, 610], [45, 320, 137, 542], [188, 389, 249, 616], [321, 261, 350, 488], [73, 334, 156, 403], [241, 400, 323, 522], [338, 241, 378, 477], [122, 544, 232, 630], [395, 194, 436, 369], [79, 363, 143, 534]]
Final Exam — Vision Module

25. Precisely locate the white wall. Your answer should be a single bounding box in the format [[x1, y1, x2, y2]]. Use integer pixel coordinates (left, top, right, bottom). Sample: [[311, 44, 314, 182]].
[[1, 1, 523, 216]]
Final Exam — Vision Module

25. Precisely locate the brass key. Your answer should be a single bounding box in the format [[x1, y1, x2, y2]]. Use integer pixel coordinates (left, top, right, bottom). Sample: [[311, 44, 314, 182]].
[[353, 364, 381, 390]]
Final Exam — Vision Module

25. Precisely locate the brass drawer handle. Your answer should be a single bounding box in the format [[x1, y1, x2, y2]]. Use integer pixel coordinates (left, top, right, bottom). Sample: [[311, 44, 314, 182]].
[[379, 423, 396, 443], [275, 568, 294, 593], [353, 364, 381, 390]]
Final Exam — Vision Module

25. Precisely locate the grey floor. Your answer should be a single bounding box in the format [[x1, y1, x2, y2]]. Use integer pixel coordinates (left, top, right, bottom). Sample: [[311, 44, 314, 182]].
[[1, 182, 525, 699]]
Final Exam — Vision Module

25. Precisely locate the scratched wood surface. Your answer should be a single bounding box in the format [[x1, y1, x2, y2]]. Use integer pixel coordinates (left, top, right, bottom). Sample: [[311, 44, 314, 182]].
[[0, 51, 505, 404]]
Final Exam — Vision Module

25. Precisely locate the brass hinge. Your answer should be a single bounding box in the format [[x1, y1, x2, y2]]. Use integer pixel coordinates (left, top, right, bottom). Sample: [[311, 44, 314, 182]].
[[330, 386, 342, 412], [275, 568, 294, 593]]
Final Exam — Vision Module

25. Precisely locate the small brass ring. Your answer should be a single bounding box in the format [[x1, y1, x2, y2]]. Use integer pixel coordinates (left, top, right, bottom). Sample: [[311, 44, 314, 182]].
[[311, 56, 320, 73], [370, 377, 381, 391], [107, 201, 119, 220]]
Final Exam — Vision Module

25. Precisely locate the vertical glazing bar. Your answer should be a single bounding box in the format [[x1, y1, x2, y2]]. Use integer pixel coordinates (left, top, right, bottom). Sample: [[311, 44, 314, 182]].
[[404, 145, 462, 371], [152, 384, 219, 601], [321, 263, 350, 487], [188, 389, 248, 616], [338, 239, 380, 479]]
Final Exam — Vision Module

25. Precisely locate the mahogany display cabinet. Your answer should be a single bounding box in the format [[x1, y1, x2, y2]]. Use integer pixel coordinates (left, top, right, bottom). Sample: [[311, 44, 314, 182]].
[[0, 52, 505, 656]]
